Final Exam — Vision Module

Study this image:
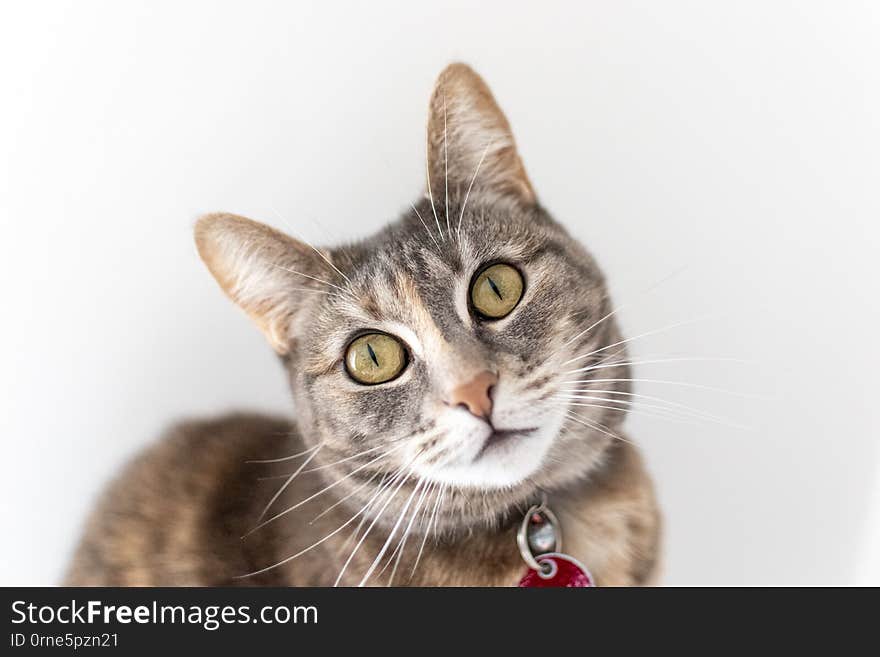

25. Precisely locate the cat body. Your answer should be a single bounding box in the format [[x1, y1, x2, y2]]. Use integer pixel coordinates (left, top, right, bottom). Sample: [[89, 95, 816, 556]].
[[66, 64, 661, 586]]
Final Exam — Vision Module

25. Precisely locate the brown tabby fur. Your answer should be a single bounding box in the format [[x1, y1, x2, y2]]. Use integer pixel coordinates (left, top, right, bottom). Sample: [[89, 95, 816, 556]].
[[65, 64, 661, 587]]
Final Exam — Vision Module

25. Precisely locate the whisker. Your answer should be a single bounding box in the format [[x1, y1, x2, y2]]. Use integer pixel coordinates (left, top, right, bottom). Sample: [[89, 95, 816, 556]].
[[255, 444, 323, 522], [557, 388, 718, 417], [562, 305, 624, 349], [410, 202, 441, 248], [411, 481, 446, 579], [301, 444, 386, 474], [556, 377, 764, 399], [242, 442, 407, 537], [234, 463, 403, 579], [563, 356, 751, 376], [425, 121, 443, 241], [287, 285, 349, 301], [562, 313, 727, 366], [402, 480, 436, 582], [590, 346, 628, 368], [558, 398, 704, 426], [338, 470, 399, 551], [304, 243, 353, 287], [270, 263, 355, 299], [564, 411, 633, 445], [336, 468, 403, 557], [246, 443, 318, 465], [269, 206, 355, 288], [562, 263, 691, 344], [457, 141, 492, 237], [358, 478, 425, 586], [554, 388, 746, 428], [334, 463, 417, 587], [560, 398, 720, 428], [308, 468, 384, 525], [557, 396, 751, 430], [381, 478, 431, 585], [443, 92, 450, 236]]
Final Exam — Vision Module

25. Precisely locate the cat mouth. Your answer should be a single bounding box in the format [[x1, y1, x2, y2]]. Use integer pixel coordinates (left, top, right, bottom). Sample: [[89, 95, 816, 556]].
[[475, 427, 538, 460]]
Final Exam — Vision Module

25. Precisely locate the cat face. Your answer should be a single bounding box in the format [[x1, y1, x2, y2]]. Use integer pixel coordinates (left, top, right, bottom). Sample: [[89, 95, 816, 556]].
[[196, 64, 630, 527], [295, 198, 617, 490]]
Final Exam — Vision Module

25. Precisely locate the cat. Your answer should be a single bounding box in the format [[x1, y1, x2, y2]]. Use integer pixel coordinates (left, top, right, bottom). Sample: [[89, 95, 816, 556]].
[[65, 63, 661, 586]]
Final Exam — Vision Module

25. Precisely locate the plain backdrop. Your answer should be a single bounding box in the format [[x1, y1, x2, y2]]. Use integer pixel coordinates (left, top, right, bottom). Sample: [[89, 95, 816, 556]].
[[1, 1, 878, 586]]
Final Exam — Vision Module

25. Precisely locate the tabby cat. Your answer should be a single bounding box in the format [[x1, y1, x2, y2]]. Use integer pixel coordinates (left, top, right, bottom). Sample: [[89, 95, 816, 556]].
[[65, 63, 661, 586]]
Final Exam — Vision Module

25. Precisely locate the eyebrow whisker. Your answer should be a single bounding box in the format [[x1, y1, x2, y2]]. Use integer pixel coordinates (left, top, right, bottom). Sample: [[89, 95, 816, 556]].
[[410, 202, 441, 249], [457, 140, 492, 237]]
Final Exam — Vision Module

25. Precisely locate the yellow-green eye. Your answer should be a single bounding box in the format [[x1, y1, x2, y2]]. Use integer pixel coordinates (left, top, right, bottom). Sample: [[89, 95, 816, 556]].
[[470, 263, 524, 319], [345, 333, 407, 384]]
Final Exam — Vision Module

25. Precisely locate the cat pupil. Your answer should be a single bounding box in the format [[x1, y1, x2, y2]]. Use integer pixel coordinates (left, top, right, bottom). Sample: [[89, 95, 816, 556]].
[[487, 276, 504, 300], [367, 343, 380, 367]]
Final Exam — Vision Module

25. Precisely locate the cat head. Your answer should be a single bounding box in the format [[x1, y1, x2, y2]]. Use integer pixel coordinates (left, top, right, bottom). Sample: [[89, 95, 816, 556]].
[[195, 63, 630, 531]]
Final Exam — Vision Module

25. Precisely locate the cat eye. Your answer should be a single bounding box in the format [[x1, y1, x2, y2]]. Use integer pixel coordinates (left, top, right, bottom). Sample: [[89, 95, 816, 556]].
[[345, 333, 407, 385], [470, 263, 524, 319]]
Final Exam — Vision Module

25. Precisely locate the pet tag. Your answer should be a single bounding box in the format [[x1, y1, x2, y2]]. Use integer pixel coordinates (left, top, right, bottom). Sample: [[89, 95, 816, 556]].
[[516, 501, 595, 587]]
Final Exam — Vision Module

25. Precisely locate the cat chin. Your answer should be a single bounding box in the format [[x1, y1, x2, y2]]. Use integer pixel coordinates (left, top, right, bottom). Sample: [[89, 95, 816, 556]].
[[415, 421, 561, 489]]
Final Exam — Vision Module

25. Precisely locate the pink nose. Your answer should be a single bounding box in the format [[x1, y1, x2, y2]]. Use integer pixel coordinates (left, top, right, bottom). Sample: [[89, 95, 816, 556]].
[[448, 371, 498, 420]]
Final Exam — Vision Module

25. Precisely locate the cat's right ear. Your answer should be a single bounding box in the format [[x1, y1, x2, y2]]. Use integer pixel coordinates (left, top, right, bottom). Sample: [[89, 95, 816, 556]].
[[194, 213, 335, 355]]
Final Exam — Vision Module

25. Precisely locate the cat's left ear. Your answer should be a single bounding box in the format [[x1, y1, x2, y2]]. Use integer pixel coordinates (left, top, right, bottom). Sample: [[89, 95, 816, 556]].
[[426, 63, 536, 206], [194, 213, 337, 355]]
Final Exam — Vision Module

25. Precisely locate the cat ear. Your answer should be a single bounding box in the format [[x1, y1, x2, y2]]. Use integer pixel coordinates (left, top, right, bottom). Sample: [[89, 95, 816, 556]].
[[426, 63, 536, 206], [194, 213, 336, 355]]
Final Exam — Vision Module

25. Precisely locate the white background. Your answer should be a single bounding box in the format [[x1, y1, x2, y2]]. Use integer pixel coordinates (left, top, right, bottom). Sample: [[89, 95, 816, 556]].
[[1, 1, 878, 585]]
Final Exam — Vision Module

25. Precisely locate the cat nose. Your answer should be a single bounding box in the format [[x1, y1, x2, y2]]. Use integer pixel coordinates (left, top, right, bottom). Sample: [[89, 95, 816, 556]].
[[448, 371, 498, 421]]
